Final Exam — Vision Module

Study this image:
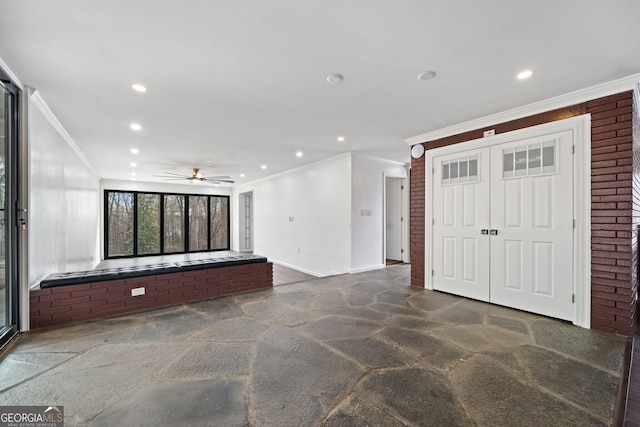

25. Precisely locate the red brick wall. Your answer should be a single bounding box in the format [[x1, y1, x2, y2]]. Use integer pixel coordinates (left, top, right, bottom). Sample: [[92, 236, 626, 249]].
[[410, 156, 425, 288], [634, 88, 640, 333], [588, 92, 634, 334], [29, 262, 273, 329], [409, 91, 636, 335]]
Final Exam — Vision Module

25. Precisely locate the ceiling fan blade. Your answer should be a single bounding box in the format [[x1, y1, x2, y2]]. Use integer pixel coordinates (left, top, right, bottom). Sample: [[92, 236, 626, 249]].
[[160, 172, 187, 177], [207, 175, 232, 180], [151, 176, 188, 180], [209, 179, 235, 184]]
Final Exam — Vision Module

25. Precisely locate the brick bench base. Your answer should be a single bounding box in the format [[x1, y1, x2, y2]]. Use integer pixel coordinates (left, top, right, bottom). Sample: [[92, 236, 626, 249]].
[[29, 262, 273, 329]]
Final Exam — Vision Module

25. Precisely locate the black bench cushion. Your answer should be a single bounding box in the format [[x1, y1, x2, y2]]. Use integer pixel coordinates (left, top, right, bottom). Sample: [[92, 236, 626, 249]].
[[40, 255, 268, 288]]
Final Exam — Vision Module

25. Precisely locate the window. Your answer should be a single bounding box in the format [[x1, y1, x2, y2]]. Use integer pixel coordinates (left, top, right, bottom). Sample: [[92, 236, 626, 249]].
[[104, 190, 230, 258], [107, 192, 134, 256], [189, 195, 208, 251], [137, 193, 160, 255], [503, 140, 557, 179], [164, 194, 185, 253], [210, 196, 229, 250], [442, 155, 479, 185]]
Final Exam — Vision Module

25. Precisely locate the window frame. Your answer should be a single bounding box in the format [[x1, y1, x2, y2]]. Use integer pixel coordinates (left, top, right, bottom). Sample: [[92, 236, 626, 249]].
[[104, 189, 230, 259]]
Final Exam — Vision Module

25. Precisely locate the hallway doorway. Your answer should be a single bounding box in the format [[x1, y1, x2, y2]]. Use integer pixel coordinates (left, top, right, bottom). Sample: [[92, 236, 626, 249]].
[[385, 176, 406, 264]]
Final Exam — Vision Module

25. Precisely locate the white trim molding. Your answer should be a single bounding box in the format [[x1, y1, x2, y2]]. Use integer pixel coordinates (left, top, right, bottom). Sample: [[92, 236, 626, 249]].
[[406, 73, 640, 145], [0, 56, 24, 89], [30, 90, 97, 176]]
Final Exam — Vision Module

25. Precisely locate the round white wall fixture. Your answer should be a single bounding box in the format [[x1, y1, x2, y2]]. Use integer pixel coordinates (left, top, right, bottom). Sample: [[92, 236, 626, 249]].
[[326, 74, 343, 84], [411, 144, 425, 159]]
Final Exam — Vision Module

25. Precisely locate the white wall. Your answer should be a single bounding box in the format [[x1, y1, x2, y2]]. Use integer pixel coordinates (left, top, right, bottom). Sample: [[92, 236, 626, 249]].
[[100, 179, 233, 196], [232, 154, 351, 276], [350, 153, 408, 272], [29, 93, 100, 286]]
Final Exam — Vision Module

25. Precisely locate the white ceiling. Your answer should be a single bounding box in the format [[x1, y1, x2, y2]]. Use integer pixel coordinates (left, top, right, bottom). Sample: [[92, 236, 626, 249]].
[[1, 0, 639, 185]]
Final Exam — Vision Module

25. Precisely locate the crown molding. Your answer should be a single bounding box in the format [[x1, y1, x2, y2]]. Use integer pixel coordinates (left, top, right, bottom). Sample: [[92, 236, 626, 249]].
[[0, 57, 24, 88], [30, 90, 97, 176], [405, 73, 640, 145], [234, 152, 352, 188]]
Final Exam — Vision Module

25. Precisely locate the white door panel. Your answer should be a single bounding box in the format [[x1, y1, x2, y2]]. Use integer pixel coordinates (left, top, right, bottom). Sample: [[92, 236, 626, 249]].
[[490, 131, 573, 320], [432, 150, 490, 301]]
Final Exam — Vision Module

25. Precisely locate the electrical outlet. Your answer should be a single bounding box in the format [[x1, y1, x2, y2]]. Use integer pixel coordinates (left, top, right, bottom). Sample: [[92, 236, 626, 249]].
[[131, 287, 145, 297]]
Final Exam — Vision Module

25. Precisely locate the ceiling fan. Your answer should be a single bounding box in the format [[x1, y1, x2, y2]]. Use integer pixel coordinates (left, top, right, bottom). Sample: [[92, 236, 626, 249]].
[[152, 168, 234, 184]]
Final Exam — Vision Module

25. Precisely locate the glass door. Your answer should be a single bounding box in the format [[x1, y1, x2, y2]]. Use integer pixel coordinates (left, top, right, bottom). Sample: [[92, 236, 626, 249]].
[[0, 79, 19, 348]]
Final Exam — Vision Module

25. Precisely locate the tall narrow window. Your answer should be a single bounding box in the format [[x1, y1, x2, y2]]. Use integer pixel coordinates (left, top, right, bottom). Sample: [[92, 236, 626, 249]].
[[210, 196, 229, 249], [189, 195, 208, 251], [107, 192, 134, 256], [163, 195, 185, 253], [137, 193, 160, 255]]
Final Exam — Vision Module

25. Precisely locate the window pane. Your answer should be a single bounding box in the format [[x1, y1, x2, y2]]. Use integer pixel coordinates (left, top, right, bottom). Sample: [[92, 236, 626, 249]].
[[137, 193, 160, 255], [543, 145, 555, 167], [503, 151, 514, 172], [107, 192, 134, 256], [450, 161, 458, 179], [210, 196, 229, 249], [164, 195, 185, 253], [528, 146, 541, 169], [468, 157, 478, 178], [189, 196, 209, 251], [459, 159, 468, 178]]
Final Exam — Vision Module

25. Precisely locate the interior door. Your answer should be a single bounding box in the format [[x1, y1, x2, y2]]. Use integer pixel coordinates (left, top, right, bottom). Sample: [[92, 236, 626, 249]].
[[431, 129, 574, 321], [432, 148, 491, 301], [385, 177, 403, 261], [489, 131, 574, 320]]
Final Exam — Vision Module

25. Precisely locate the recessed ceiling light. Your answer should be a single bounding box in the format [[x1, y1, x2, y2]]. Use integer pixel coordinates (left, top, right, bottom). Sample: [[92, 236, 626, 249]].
[[240, 173, 245, 178], [205, 159, 212, 163], [517, 69, 533, 80], [131, 177, 136, 181], [261, 165, 267, 170], [130, 123, 142, 131], [326, 74, 343, 84], [296, 151, 303, 157], [130, 148, 139, 154], [337, 136, 345, 142], [132, 84, 147, 93], [131, 172, 136, 176], [130, 162, 137, 167], [417, 71, 437, 81]]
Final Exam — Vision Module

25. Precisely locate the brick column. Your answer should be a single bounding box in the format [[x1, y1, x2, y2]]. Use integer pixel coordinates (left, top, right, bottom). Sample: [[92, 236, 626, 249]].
[[410, 153, 426, 287], [588, 91, 635, 335]]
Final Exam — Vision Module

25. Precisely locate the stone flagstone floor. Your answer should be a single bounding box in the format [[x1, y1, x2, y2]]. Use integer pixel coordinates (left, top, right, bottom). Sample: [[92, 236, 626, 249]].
[[0, 265, 626, 426]]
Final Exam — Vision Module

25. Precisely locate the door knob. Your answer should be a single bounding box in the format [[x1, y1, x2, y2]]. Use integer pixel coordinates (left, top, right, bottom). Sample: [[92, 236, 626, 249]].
[[481, 229, 489, 235], [489, 229, 498, 235]]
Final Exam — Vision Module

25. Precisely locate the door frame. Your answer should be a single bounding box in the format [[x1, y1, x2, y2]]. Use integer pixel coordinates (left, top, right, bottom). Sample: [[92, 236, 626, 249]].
[[424, 115, 591, 328], [0, 70, 24, 347], [383, 173, 409, 264]]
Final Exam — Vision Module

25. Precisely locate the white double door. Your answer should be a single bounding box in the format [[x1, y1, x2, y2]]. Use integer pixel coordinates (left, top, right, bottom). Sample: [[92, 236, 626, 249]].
[[432, 130, 573, 321]]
